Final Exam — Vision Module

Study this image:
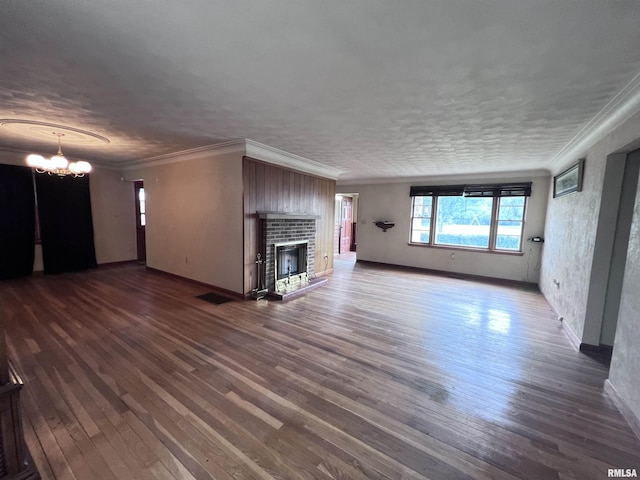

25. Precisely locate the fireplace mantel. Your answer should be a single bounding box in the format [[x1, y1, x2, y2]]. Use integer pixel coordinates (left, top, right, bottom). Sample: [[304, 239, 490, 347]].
[[258, 212, 320, 220]]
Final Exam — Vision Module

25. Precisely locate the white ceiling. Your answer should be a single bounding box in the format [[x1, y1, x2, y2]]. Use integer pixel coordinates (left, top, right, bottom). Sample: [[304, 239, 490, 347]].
[[1, 1, 640, 182]]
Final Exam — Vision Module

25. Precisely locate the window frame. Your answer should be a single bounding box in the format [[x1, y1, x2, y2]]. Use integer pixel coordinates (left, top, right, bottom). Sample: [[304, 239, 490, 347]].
[[135, 181, 146, 228], [493, 196, 527, 252], [409, 191, 528, 254], [410, 195, 433, 244]]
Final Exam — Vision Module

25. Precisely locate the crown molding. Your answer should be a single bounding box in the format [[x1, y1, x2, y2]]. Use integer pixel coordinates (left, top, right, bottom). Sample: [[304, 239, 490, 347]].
[[550, 70, 640, 172], [0, 147, 31, 166], [121, 138, 340, 180], [0, 145, 32, 155], [337, 168, 551, 186], [122, 139, 247, 171], [87, 162, 123, 171], [245, 139, 341, 180]]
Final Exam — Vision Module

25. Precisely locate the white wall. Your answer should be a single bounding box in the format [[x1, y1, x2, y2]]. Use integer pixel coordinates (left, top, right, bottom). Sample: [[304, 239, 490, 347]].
[[600, 155, 639, 346], [338, 172, 549, 282], [540, 110, 640, 427], [124, 150, 244, 294], [609, 159, 640, 423], [540, 110, 640, 344]]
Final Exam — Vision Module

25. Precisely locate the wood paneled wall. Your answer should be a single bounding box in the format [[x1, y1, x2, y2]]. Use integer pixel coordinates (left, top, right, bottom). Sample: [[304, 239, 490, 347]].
[[243, 157, 336, 295]]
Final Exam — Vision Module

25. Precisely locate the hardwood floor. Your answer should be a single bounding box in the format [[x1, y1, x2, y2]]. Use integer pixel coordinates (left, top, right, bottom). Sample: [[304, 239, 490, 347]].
[[2, 258, 639, 479]]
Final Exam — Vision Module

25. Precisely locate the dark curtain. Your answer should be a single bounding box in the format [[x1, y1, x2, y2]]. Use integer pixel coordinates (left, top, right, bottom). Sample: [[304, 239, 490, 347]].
[[35, 174, 97, 274], [0, 165, 35, 279]]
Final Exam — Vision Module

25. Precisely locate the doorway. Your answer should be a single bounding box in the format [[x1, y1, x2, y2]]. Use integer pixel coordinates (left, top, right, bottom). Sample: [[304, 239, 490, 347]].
[[334, 194, 358, 258], [339, 196, 352, 254], [134, 181, 146, 264], [582, 148, 639, 364], [600, 150, 639, 348]]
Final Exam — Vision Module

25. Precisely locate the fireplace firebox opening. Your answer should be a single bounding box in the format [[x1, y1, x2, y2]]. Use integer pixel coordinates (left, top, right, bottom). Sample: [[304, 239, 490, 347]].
[[274, 240, 309, 292]]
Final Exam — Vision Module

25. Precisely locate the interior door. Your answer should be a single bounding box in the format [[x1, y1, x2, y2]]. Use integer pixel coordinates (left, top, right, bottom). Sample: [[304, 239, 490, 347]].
[[134, 181, 146, 264], [339, 197, 352, 254]]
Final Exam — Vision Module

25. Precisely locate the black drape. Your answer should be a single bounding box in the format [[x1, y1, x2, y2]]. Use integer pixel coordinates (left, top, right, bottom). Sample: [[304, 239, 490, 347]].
[[35, 174, 97, 274], [0, 165, 35, 279]]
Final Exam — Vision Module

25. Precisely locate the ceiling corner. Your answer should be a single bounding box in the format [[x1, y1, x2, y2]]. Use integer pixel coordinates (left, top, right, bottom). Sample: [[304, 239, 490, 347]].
[[244, 139, 341, 180], [550, 70, 640, 171]]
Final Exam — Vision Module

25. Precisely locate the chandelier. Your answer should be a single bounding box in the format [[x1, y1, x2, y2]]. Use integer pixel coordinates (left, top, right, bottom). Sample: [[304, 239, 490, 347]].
[[26, 133, 92, 177]]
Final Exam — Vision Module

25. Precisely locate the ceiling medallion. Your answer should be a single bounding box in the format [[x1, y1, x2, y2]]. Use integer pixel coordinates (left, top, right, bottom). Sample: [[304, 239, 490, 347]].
[[0, 119, 110, 145]]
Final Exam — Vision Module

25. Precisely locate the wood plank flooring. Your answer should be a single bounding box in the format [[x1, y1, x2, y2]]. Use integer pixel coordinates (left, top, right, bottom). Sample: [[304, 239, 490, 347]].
[[2, 256, 639, 479]]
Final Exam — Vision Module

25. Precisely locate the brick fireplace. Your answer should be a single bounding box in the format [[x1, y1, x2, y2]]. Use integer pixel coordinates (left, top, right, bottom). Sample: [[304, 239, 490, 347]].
[[258, 213, 321, 295]]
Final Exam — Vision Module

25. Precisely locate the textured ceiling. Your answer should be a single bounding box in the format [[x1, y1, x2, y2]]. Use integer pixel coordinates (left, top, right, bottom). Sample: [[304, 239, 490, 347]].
[[1, 1, 640, 181]]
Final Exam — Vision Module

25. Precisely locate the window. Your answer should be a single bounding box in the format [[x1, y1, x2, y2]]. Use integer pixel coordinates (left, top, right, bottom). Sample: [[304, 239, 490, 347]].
[[410, 196, 432, 243], [434, 196, 492, 248], [409, 182, 530, 252], [496, 196, 525, 251], [138, 186, 146, 226]]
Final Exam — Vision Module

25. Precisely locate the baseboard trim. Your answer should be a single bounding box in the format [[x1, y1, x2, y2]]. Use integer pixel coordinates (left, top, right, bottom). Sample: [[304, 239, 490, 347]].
[[314, 268, 334, 278], [543, 300, 582, 352], [32, 259, 138, 274], [579, 343, 613, 355], [98, 259, 138, 268], [355, 259, 539, 290], [561, 320, 582, 351], [145, 267, 244, 300], [545, 303, 612, 356], [604, 379, 640, 441]]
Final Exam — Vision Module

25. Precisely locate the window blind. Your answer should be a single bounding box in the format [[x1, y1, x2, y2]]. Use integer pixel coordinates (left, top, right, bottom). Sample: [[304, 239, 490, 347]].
[[463, 182, 532, 197], [410, 182, 531, 197], [409, 185, 465, 197]]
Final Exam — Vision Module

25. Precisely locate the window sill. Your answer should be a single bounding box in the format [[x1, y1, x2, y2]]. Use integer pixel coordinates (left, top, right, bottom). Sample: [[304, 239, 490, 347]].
[[407, 242, 524, 256]]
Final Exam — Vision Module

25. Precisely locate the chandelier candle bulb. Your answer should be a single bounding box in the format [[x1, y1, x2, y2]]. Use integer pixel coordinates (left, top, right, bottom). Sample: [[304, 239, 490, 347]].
[[51, 155, 68, 169], [26, 154, 46, 169], [25, 132, 92, 177], [70, 161, 92, 174]]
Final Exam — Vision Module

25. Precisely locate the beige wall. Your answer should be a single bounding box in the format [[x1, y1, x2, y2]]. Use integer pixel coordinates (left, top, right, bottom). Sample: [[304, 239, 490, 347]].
[[0, 152, 136, 271], [124, 151, 244, 294], [90, 167, 137, 265], [33, 167, 137, 270], [33, 245, 44, 271], [338, 173, 549, 282]]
